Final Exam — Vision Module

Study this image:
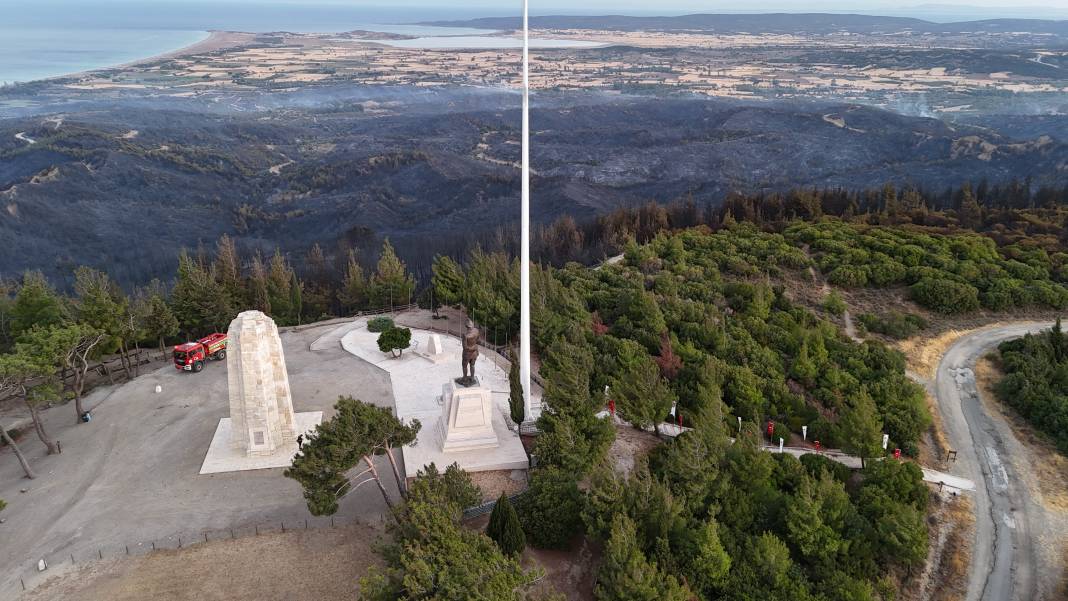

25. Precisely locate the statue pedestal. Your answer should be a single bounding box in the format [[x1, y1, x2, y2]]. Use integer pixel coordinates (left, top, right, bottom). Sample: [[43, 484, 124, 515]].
[[439, 381, 499, 452]]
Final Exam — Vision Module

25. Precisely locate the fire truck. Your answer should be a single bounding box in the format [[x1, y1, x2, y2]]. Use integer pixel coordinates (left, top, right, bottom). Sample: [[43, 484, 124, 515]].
[[173, 333, 228, 373]]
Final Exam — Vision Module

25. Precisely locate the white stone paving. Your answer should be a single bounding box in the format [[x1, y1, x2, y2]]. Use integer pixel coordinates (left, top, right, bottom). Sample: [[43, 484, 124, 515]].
[[199, 411, 323, 474], [341, 319, 529, 477]]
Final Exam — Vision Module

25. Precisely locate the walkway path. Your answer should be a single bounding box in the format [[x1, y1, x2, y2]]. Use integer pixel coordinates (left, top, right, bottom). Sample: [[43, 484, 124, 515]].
[[603, 413, 975, 492]]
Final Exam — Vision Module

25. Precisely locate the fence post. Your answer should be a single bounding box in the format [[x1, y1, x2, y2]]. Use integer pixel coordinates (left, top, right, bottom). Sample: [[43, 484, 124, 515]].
[[98, 549, 102, 559], [305, 519, 308, 530], [71, 553, 75, 564], [177, 536, 182, 549], [125, 545, 129, 555], [281, 521, 285, 533], [21, 578, 25, 591], [255, 525, 259, 536]]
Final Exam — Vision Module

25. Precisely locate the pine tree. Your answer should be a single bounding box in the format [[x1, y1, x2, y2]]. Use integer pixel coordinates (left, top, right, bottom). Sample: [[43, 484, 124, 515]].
[[431, 254, 465, 309], [339, 250, 367, 314], [285, 396, 420, 515], [10, 271, 66, 338], [612, 339, 675, 433], [840, 389, 883, 467], [958, 183, 983, 229], [1050, 317, 1065, 362], [368, 239, 415, 310], [267, 250, 293, 323], [144, 293, 179, 354], [213, 234, 244, 308], [486, 492, 525, 557], [288, 272, 303, 325], [508, 346, 524, 424], [73, 267, 129, 373], [791, 341, 818, 386], [172, 251, 230, 335], [595, 514, 690, 601], [248, 252, 271, 315]]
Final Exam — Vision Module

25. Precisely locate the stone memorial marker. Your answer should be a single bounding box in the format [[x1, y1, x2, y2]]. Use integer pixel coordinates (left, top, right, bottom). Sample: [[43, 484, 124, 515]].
[[226, 310, 297, 456]]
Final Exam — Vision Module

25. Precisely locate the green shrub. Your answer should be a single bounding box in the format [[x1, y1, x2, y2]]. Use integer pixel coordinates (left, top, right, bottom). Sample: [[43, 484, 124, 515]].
[[857, 312, 928, 339], [827, 265, 869, 288], [486, 493, 525, 557], [377, 326, 412, 357], [518, 467, 583, 549], [996, 325, 1068, 455], [821, 291, 846, 316], [367, 316, 394, 332], [799, 453, 851, 483], [910, 278, 980, 314]]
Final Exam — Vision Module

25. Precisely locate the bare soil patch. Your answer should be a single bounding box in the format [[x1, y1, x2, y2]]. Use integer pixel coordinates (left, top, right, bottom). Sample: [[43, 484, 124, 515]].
[[470, 469, 528, 502], [607, 424, 662, 476], [23, 522, 383, 601], [526, 539, 599, 601]]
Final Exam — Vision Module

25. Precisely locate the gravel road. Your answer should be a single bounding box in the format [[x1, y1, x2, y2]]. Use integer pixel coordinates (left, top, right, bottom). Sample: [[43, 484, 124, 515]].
[[933, 321, 1056, 601]]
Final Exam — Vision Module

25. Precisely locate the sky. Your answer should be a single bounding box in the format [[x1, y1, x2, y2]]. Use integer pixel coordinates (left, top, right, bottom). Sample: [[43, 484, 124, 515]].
[[3, 0, 1067, 21], [212, 0, 1068, 14]]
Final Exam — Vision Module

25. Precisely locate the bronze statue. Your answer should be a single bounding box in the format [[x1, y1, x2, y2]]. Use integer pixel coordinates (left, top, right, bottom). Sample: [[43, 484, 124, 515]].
[[457, 318, 480, 386]]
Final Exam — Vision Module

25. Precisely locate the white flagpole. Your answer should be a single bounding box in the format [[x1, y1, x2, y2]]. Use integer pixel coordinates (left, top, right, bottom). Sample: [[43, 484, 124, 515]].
[[520, 0, 533, 423]]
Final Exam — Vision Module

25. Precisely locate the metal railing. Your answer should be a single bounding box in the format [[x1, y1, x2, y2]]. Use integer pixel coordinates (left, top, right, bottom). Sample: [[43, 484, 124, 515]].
[[462, 491, 527, 520]]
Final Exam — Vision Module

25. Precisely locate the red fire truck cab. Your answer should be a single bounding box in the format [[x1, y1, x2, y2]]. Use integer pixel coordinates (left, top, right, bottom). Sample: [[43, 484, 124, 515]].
[[173, 333, 228, 373]]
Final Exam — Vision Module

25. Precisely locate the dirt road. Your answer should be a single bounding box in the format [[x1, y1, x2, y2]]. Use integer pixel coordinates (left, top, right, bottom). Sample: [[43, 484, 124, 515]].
[[932, 321, 1060, 601]]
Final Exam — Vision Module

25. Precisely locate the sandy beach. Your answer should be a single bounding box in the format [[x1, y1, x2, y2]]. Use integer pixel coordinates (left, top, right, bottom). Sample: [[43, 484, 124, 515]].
[[41, 30, 256, 83]]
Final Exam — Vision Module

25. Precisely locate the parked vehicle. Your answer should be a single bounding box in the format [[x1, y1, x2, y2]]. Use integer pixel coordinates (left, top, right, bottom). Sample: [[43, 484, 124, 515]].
[[173, 333, 228, 373]]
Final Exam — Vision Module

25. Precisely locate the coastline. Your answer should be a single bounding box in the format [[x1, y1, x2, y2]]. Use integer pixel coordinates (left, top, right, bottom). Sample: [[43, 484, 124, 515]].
[[130, 30, 257, 66], [31, 30, 254, 85]]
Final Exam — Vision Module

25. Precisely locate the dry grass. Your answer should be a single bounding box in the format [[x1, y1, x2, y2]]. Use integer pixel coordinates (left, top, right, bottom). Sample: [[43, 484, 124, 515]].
[[23, 523, 383, 601], [936, 495, 975, 601], [918, 389, 953, 470], [974, 356, 1068, 512], [900, 492, 973, 601], [897, 327, 976, 379]]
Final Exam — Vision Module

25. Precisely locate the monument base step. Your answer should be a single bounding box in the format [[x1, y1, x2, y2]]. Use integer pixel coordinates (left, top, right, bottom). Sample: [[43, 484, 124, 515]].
[[199, 412, 323, 474]]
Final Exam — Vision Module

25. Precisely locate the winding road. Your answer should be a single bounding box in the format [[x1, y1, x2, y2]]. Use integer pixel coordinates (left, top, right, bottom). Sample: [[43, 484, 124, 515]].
[[931, 321, 1056, 601]]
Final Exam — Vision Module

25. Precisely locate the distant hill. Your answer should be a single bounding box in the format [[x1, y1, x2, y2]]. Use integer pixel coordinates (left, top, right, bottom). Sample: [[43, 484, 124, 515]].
[[421, 13, 1068, 36], [3, 91, 1066, 286]]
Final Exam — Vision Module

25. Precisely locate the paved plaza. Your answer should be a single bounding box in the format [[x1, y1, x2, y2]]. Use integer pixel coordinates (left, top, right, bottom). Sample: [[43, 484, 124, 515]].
[[323, 318, 530, 477]]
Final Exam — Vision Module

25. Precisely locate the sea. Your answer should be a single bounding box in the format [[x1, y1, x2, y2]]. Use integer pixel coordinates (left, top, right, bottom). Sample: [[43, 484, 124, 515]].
[[0, 0, 540, 85]]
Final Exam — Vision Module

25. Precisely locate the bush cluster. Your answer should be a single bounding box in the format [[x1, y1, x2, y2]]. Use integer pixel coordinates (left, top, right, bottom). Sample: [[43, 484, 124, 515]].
[[367, 316, 394, 332], [787, 220, 1068, 314]]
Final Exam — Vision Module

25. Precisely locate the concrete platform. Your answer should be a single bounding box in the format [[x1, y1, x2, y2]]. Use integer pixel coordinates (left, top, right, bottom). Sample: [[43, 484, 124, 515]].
[[341, 319, 529, 477], [199, 412, 323, 474]]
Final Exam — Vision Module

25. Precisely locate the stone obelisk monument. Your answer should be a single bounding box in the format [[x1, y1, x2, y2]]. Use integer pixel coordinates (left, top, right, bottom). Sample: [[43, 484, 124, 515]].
[[226, 310, 296, 456]]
